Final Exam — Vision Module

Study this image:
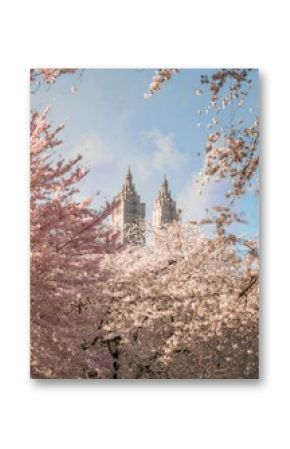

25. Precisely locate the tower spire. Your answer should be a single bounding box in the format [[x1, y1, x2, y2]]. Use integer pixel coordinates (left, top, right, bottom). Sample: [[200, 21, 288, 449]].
[[112, 168, 146, 245], [160, 173, 170, 198], [153, 175, 177, 228], [123, 165, 134, 192]]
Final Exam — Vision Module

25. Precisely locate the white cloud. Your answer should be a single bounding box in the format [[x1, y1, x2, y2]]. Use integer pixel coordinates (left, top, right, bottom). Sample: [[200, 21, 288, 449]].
[[146, 129, 185, 171], [71, 134, 114, 168], [177, 172, 223, 222]]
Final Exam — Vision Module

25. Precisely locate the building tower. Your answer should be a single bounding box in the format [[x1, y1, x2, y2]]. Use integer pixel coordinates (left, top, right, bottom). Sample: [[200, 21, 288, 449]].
[[112, 168, 146, 244], [152, 175, 178, 228]]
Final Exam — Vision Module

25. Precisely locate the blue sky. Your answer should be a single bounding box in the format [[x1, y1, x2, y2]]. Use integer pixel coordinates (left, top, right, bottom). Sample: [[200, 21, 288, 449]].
[[31, 69, 259, 238]]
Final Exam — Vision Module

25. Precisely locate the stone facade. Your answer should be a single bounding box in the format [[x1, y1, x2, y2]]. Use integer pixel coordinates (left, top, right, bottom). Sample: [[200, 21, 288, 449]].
[[112, 168, 146, 244], [152, 175, 178, 228], [112, 170, 178, 244]]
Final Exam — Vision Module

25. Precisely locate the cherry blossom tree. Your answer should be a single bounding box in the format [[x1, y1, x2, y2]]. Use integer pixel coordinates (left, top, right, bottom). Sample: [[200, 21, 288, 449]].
[[78, 223, 258, 378], [30, 72, 119, 378]]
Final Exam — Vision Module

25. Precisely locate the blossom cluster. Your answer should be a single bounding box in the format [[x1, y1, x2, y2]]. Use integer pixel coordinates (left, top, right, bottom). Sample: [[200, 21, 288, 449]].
[[30, 68, 76, 84], [144, 69, 179, 99], [201, 119, 259, 198]]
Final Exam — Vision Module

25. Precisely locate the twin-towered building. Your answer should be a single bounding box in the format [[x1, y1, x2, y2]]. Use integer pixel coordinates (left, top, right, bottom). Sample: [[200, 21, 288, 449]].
[[112, 168, 178, 244]]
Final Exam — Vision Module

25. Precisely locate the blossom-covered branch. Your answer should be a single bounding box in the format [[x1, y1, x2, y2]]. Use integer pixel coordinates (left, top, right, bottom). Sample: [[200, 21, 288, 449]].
[[30, 68, 76, 84], [144, 68, 179, 98]]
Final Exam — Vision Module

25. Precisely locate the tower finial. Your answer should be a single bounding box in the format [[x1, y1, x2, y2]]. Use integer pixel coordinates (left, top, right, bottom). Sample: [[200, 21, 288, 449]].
[[161, 174, 169, 194], [127, 166, 133, 181], [123, 165, 134, 191]]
